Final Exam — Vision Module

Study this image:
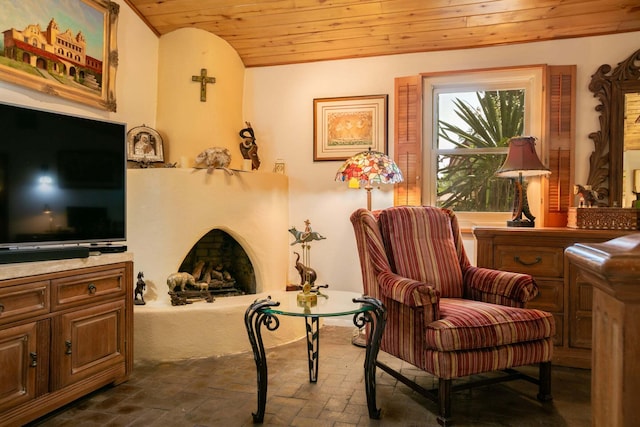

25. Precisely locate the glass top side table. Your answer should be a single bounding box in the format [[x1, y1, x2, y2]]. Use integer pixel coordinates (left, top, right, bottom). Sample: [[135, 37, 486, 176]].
[[244, 290, 386, 423]]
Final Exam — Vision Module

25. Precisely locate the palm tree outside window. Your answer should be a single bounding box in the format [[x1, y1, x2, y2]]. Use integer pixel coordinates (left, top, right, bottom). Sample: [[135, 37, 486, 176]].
[[436, 89, 524, 212], [422, 67, 545, 225]]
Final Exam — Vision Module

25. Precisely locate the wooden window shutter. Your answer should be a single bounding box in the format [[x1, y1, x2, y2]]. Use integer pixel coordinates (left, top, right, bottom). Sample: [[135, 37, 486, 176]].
[[543, 65, 576, 227], [394, 75, 422, 206]]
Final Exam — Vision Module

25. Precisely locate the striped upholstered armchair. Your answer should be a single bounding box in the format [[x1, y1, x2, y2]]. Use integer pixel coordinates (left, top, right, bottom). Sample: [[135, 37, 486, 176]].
[[351, 206, 555, 425]]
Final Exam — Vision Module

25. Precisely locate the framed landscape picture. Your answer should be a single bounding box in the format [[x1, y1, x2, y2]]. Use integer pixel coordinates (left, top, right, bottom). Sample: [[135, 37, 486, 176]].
[[0, 0, 119, 111], [313, 94, 388, 161]]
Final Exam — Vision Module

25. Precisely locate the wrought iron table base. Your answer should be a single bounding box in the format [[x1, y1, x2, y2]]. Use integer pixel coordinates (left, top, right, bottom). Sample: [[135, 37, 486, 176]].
[[244, 295, 386, 423]]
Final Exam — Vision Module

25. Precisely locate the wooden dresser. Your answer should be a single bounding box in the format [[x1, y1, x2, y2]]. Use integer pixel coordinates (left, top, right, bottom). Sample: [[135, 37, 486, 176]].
[[473, 227, 629, 369], [0, 254, 133, 426]]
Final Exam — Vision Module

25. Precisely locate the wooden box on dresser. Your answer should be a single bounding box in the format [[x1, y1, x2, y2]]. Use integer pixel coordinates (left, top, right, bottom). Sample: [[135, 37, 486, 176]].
[[472, 227, 629, 369], [0, 253, 133, 426]]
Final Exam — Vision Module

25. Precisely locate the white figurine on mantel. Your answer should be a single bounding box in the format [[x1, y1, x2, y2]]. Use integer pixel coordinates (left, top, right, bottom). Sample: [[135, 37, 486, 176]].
[[194, 147, 233, 175]]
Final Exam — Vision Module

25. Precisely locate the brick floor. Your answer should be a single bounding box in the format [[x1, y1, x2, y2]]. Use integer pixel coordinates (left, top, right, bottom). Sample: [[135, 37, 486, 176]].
[[27, 326, 590, 427]]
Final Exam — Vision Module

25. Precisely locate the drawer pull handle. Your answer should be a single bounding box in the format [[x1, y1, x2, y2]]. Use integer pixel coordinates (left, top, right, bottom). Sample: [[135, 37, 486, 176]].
[[514, 256, 542, 266], [65, 340, 72, 355], [88, 283, 97, 294], [30, 352, 37, 367], [0, 303, 4, 313]]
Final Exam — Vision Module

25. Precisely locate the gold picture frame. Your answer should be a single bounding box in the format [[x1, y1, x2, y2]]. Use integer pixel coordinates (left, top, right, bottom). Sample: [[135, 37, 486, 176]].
[[0, 0, 119, 111], [313, 94, 388, 161]]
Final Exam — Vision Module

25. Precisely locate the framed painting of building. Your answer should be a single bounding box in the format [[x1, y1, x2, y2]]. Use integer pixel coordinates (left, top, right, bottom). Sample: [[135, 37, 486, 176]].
[[313, 94, 388, 161], [0, 0, 119, 111]]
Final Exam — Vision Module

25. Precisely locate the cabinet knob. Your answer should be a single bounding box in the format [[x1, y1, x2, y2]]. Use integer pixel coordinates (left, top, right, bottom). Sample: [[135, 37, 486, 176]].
[[514, 256, 542, 266], [88, 283, 97, 294], [65, 340, 72, 355], [30, 352, 37, 367]]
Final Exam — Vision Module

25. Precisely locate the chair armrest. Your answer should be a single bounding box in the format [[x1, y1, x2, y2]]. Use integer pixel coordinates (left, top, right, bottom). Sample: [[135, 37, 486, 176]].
[[463, 266, 538, 307], [377, 271, 440, 308]]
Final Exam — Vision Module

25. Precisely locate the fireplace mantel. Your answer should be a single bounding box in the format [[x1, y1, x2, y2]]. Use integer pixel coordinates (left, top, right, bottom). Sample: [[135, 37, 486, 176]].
[[127, 168, 298, 360], [127, 167, 289, 304]]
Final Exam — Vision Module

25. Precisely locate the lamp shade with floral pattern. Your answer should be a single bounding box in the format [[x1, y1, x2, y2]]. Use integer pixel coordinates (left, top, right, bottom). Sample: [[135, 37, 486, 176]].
[[335, 147, 403, 210]]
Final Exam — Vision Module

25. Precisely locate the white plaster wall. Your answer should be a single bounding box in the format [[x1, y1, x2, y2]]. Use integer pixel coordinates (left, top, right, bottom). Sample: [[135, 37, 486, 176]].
[[243, 33, 640, 295], [156, 28, 245, 168], [134, 293, 306, 361]]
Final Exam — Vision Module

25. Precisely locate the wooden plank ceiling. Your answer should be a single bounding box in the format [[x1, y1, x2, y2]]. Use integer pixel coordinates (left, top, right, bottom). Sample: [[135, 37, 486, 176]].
[[123, 0, 640, 68]]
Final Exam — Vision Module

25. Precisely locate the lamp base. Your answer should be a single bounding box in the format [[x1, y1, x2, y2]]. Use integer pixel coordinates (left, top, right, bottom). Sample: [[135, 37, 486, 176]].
[[507, 219, 535, 227]]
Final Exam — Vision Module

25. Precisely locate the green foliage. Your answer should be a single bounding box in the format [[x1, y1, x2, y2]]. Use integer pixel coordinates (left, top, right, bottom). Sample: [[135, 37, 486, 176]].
[[437, 90, 524, 212]]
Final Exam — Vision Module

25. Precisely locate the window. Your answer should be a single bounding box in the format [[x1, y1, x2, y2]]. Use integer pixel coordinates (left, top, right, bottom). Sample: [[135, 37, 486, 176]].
[[394, 66, 576, 228], [435, 89, 524, 212], [423, 67, 544, 225]]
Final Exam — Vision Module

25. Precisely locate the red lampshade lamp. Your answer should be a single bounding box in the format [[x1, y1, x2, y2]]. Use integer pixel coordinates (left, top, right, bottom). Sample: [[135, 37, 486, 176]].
[[496, 136, 550, 227]]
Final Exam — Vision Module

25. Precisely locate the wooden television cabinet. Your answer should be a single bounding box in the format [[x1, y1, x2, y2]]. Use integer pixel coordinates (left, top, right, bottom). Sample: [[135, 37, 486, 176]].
[[0, 253, 133, 426]]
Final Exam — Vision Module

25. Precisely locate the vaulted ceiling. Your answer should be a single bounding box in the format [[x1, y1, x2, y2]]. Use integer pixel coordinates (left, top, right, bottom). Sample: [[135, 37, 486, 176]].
[[123, 0, 640, 68]]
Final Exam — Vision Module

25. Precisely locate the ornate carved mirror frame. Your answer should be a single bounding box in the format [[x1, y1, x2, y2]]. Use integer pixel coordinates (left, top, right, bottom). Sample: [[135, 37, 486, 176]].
[[587, 48, 640, 207]]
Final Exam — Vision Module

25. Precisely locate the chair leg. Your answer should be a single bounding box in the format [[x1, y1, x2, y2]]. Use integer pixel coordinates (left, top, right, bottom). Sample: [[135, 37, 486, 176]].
[[537, 361, 553, 402], [437, 378, 452, 426]]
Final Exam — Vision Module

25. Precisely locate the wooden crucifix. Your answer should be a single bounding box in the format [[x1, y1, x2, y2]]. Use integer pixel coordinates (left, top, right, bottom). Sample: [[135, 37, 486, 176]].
[[191, 68, 216, 102]]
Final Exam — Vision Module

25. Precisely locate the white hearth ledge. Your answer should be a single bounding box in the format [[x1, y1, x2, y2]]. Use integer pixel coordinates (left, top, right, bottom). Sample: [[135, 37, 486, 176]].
[[133, 292, 307, 361]]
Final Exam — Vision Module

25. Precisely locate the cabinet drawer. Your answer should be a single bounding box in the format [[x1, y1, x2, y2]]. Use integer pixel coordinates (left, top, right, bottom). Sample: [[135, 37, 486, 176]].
[[0, 281, 49, 325], [528, 279, 564, 313], [52, 268, 125, 310], [494, 245, 564, 277]]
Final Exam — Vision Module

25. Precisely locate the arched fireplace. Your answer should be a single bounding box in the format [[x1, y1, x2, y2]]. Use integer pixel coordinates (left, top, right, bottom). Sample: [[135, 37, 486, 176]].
[[178, 229, 256, 297]]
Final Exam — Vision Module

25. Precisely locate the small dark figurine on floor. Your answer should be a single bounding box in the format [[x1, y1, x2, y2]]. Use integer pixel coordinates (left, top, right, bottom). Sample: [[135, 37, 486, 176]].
[[135, 271, 146, 305]]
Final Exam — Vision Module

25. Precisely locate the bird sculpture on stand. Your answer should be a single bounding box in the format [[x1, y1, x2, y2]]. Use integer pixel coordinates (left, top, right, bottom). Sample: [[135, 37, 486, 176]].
[[288, 219, 328, 306]]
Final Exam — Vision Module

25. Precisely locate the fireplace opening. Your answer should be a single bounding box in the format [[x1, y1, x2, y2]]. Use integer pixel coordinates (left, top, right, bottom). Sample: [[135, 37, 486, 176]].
[[177, 229, 256, 298]]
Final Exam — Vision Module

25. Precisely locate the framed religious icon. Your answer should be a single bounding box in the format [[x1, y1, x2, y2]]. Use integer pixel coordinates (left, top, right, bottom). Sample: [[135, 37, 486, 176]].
[[313, 94, 388, 161], [0, 0, 119, 111], [127, 125, 164, 163]]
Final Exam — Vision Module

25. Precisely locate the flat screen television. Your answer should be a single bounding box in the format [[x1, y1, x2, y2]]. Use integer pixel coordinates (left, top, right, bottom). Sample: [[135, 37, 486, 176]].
[[0, 102, 126, 253]]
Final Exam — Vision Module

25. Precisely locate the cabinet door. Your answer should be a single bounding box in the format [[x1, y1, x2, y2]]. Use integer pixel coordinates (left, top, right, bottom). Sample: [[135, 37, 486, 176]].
[[0, 322, 38, 412], [53, 300, 126, 389], [528, 279, 564, 346], [568, 261, 593, 349]]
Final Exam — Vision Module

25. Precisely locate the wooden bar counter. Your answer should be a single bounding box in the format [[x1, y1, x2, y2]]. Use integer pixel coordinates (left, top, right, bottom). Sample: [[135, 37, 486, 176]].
[[565, 234, 640, 427]]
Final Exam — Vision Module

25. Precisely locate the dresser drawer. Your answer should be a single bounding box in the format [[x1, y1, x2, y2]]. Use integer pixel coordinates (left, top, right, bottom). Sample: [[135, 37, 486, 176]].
[[52, 268, 125, 310], [0, 281, 49, 325], [528, 279, 564, 312], [494, 245, 564, 277]]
